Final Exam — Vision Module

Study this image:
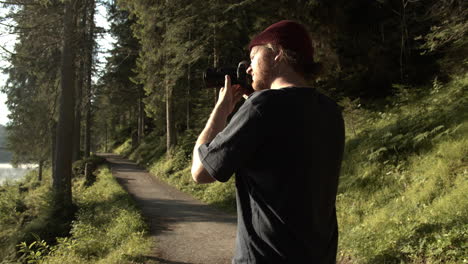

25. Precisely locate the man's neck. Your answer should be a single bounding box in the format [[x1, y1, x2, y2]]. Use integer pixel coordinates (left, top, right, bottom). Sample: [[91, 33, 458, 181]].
[[270, 75, 308, 90]]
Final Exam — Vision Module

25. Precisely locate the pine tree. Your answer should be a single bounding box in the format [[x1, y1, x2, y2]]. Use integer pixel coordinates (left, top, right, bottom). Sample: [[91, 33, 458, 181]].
[[2, 0, 63, 181], [53, 0, 78, 210], [93, 0, 143, 149]]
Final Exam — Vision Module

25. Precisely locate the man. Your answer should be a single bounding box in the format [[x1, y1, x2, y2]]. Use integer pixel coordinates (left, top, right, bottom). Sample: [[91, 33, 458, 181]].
[[191, 20, 345, 263]]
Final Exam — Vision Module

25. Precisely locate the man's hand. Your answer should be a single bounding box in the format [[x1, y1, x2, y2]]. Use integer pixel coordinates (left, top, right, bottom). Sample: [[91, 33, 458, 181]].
[[216, 75, 245, 115]]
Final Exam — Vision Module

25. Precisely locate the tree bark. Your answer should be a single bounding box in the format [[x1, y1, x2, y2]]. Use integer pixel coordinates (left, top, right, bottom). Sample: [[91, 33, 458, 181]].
[[165, 0, 176, 154], [187, 62, 191, 130], [166, 78, 177, 153], [72, 66, 83, 162], [212, 19, 219, 105], [186, 29, 191, 130], [84, 0, 95, 158], [73, 0, 88, 162], [104, 123, 108, 152], [50, 120, 56, 175], [53, 0, 77, 210], [38, 160, 43, 182], [137, 92, 144, 144]]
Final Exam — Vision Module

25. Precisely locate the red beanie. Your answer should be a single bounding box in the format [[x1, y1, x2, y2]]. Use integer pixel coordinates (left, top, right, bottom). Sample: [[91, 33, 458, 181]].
[[248, 20, 314, 62]]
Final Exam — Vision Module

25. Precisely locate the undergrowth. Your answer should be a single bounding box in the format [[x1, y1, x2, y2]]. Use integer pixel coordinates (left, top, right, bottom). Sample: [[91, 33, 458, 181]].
[[0, 163, 153, 264], [337, 74, 467, 263], [40, 166, 152, 264], [149, 145, 237, 213]]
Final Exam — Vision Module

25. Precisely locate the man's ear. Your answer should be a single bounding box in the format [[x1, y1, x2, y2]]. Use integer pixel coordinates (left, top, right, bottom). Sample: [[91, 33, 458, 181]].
[[274, 47, 284, 62]]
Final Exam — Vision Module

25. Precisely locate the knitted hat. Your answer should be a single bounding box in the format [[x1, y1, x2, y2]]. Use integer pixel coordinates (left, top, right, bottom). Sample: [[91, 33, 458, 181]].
[[248, 20, 314, 62]]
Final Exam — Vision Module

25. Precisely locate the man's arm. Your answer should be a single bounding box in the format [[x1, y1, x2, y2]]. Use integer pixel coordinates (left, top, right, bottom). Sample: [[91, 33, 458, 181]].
[[191, 104, 230, 183], [191, 76, 243, 184]]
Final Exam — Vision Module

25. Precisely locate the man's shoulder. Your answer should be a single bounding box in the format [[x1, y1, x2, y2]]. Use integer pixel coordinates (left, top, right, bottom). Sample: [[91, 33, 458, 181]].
[[247, 87, 324, 106], [246, 88, 295, 106], [247, 88, 280, 102], [246, 87, 341, 117]]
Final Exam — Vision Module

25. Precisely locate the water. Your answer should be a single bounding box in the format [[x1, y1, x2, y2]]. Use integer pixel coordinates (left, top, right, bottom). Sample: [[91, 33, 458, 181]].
[[0, 163, 36, 185]]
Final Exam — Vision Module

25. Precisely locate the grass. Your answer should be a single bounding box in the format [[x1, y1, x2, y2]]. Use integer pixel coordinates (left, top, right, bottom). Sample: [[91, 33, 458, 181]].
[[0, 162, 153, 264], [42, 166, 153, 264], [117, 73, 467, 263], [149, 147, 237, 213], [116, 131, 238, 213], [336, 74, 467, 263], [0, 170, 51, 262]]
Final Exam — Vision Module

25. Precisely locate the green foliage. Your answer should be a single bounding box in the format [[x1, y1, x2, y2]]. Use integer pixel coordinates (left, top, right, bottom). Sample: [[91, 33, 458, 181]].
[[2, 0, 466, 262], [149, 148, 236, 213], [128, 132, 166, 165], [41, 167, 151, 263], [94, 0, 468, 158], [72, 155, 106, 178], [72, 155, 107, 187], [17, 234, 54, 264], [1, 1, 63, 167], [113, 138, 132, 157], [338, 97, 368, 137], [415, 0, 467, 75], [0, 169, 53, 262], [0, 164, 151, 263], [337, 74, 467, 263], [119, 130, 236, 212]]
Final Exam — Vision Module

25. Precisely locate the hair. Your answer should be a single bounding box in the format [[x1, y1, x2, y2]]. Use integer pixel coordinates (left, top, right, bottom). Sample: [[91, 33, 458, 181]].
[[264, 43, 323, 81]]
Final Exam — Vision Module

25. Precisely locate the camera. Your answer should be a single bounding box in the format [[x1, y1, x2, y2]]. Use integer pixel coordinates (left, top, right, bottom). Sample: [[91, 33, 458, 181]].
[[203, 61, 253, 94]]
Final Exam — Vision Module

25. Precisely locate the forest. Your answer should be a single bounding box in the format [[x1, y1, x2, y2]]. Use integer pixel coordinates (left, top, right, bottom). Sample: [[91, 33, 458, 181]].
[[0, 0, 466, 263]]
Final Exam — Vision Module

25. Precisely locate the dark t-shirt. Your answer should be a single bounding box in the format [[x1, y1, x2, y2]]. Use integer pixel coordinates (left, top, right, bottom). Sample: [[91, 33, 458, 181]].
[[199, 87, 345, 264]]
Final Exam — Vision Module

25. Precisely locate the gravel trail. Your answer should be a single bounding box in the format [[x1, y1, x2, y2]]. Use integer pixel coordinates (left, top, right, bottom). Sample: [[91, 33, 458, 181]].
[[99, 153, 237, 264]]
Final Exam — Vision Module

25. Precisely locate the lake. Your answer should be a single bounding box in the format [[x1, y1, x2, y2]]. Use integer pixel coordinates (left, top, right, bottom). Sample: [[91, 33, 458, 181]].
[[0, 163, 36, 185]]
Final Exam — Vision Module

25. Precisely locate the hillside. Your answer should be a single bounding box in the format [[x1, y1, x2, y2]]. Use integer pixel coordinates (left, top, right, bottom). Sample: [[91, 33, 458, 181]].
[[0, 125, 12, 163]]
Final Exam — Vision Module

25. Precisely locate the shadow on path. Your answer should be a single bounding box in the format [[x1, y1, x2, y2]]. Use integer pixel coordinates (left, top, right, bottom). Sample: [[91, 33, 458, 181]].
[[98, 153, 237, 264]]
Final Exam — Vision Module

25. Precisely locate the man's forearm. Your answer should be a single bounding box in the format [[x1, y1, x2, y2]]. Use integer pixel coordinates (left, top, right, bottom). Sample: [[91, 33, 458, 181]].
[[191, 104, 231, 183], [196, 104, 230, 146], [192, 75, 239, 183]]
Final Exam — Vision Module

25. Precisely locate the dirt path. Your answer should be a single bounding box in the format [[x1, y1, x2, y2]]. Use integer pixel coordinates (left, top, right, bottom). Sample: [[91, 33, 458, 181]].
[[99, 153, 237, 264]]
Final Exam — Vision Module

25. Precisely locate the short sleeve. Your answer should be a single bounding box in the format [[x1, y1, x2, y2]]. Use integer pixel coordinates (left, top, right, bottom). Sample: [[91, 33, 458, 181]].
[[198, 100, 264, 182]]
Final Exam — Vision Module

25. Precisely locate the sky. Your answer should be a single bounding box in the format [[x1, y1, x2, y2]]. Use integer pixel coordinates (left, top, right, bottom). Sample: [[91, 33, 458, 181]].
[[0, 3, 113, 126], [0, 6, 14, 126]]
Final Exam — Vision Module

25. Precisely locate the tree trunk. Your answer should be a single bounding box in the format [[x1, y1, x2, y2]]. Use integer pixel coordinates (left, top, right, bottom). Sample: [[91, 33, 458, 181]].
[[53, 0, 77, 210], [84, 0, 95, 158], [50, 120, 56, 175], [166, 79, 177, 153], [165, 0, 176, 154], [213, 20, 219, 105], [137, 92, 144, 144], [38, 160, 43, 182], [73, 62, 83, 162], [104, 123, 108, 152], [84, 103, 91, 157], [186, 29, 191, 130], [187, 62, 191, 130], [73, 0, 88, 162]]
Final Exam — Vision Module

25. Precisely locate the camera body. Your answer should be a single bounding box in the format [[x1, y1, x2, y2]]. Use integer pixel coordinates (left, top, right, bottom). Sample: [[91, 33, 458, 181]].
[[203, 61, 253, 94]]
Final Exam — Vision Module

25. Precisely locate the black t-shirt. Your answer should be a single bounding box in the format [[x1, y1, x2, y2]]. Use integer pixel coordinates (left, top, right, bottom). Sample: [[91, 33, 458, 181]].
[[199, 87, 345, 264]]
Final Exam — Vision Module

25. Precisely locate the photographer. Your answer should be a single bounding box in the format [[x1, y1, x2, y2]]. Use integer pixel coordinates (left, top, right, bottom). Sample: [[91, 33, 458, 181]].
[[191, 20, 345, 263]]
